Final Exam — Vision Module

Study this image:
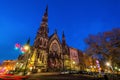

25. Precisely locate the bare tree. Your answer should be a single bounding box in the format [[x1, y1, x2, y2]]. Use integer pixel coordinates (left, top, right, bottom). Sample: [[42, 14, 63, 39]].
[[85, 28, 120, 68]]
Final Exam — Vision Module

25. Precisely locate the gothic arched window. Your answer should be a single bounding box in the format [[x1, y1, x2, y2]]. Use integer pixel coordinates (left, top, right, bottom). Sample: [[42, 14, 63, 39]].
[[52, 43, 58, 51]]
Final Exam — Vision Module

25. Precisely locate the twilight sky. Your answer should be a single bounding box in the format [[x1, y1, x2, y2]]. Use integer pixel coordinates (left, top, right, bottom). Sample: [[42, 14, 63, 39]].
[[0, 0, 120, 62]]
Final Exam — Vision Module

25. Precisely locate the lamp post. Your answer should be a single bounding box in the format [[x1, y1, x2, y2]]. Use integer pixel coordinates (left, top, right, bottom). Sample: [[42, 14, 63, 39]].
[[23, 45, 30, 75], [106, 62, 110, 66], [14, 39, 31, 75], [106, 62, 113, 73], [114, 67, 117, 70]]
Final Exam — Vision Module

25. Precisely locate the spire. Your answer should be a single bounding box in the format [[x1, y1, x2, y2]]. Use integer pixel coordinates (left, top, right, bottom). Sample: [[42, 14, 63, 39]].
[[26, 37, 30, 45], [62, 31, 66, 45], [42, 5, 48, 23], [45, 5, 48, 16], [38, 5, 49, 37], [62, 31, 65, 38]]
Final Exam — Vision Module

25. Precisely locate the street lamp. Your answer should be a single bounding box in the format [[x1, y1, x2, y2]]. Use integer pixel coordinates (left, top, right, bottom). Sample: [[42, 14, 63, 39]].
[[23, 45, 29, 51], [90, 66, 93, 68], [106, 62, 110, 66], [106, 62, 113, 73], [118, 69, 120, 71], [114, 67, 118, 70], [14, 41, 31, 75], [23, 44, 30, 75], [73, 61, 75, 65]]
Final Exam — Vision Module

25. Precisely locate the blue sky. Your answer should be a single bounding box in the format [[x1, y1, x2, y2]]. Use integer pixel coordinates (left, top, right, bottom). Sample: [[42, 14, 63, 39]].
[[0, 0, 120, 62]]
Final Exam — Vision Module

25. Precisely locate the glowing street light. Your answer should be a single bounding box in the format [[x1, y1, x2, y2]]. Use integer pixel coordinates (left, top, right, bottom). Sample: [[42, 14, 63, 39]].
[[90, 66, 93, 68], [94, 66, 96, 68], [106, 62, 114, 72], [115, 67, 118, 70], [23, 45, 30, 51], [118, 69, 120, 71], [72, 61, 75, 64], [15, 43, 21, 50], [20, 45, 30, 54], [106, 62, 110, 66]]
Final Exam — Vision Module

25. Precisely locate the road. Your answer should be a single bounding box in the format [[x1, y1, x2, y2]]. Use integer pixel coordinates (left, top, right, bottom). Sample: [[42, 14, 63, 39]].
[[0, 72, 120, 80], [27, 72, 101, 80], [27, 72, 120, 80]]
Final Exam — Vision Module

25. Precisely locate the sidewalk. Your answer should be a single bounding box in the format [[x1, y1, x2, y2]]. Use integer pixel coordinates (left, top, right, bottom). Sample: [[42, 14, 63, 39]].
[[30, 72, 60, 76]]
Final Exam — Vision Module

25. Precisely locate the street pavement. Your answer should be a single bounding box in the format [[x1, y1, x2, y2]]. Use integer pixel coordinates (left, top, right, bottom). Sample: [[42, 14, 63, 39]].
[[27, 72, 120, 80], [27, 72, 101, 80], [0, 72, 120, 80]]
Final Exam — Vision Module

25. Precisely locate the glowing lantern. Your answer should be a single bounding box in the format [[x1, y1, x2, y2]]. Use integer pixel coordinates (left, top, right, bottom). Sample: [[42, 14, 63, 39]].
[[20, 47, 26, 54], [15, 43, 21, 50], [23, 45, 30, 51]]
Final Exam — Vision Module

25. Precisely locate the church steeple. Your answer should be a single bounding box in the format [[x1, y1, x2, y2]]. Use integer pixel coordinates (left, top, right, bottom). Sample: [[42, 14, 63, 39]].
[[44, 5, 48, 17], [34, 6, 49, 48], [42, 5, 48, 23], [39, 5, 49, 37], [26, 37, 30, 45]]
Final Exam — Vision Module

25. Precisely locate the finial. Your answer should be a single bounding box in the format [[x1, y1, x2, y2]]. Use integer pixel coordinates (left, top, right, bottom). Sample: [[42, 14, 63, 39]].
[[27, 37, 30, 44], [44, 5, 48, 16], [62, 31, 65, 37], [46, 5, 48, 13]]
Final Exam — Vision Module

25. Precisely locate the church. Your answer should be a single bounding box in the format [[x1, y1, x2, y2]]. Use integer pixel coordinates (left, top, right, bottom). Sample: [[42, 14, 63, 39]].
[[17, 6, 84, 73]]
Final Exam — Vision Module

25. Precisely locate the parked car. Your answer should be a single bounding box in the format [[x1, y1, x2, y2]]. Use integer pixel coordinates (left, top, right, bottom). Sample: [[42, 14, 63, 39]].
[[78, 71, 89, 74], [60, 71, 70, 74], [69, 70, 79, 74]]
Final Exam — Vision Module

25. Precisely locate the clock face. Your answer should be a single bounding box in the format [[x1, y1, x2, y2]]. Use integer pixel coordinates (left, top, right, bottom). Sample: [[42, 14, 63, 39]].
[[52, 43, 58, 51]]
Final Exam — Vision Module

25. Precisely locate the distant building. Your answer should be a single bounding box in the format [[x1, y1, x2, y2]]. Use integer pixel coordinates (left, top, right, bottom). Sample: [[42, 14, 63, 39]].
[[0, 60, 17, 72]]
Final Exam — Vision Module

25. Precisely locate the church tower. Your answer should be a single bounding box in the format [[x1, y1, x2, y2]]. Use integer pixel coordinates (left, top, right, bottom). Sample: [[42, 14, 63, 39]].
[[33, 6, 49, 72]]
